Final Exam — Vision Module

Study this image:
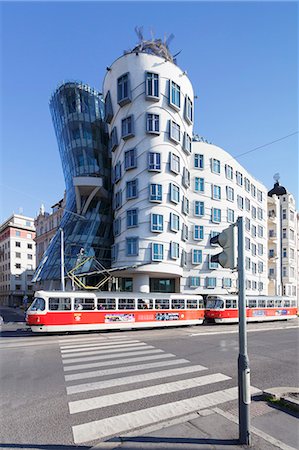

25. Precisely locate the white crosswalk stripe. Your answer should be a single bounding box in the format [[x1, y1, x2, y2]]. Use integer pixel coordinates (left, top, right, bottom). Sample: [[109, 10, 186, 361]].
[[58, 334, 259, 445]]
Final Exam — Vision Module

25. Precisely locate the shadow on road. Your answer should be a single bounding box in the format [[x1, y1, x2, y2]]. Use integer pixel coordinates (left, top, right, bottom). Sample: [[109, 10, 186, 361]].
[[0, 444, 91, 450]]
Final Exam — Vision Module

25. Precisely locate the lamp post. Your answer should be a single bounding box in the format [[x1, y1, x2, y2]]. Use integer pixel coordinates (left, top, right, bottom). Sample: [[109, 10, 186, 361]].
[[60, 227, 65, 291]]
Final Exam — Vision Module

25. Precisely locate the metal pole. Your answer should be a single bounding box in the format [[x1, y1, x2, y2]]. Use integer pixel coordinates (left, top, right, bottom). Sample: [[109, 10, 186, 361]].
[[60, 228, 65, 292], [237, 216, 251, 445]]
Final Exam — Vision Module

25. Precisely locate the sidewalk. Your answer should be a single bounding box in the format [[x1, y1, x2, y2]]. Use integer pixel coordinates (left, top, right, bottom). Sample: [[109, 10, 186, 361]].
[[92, 392, 298, 450]]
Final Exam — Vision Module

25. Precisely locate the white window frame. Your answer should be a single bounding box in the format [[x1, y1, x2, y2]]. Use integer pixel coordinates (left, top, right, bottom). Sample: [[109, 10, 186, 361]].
[[194, 200, 204, 217], [194, 225, 204, 240], [127, 209, 138, 228], [212, 184, 221, 200], [170, 242, 179, 259], [182, 167, 190, 187], [170, 213, 180, 232], [126, 179, 138, 200], [151, 214, 164, 233], [192, 249, 202, 265], [195, 177, 204, 192], [183, 132, 192, 154], [145, 72, 159, 100], [124, 148, 137, 170], [146, 113, 160, 134], [170, 183, 180, 204], [170, 153, 180, 174], [212, 158, 221, 174], [148, 152, 161, 172], [212, 207, 221, 223], [152, 243, 164, 261], [169, 80, 181, 110], [149, 183, 162, 202], [184, 95, 193, 123], [169, 120, 181, 143], [121, 115, 134, 140]]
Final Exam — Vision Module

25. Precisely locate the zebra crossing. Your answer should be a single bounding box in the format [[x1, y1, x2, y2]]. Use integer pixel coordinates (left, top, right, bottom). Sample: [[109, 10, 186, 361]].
[[59, 334, 260, 445]]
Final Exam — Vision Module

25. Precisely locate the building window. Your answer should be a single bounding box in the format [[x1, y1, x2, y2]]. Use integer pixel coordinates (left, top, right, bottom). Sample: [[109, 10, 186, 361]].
[[15, 252, 21, 258], [113, 218, 121, 236], [195, 177, 204, 192], [251, 206, 257, 219], [194, 225, 204, 240], [148, 152, 161, 171], [194, 201, 204, 216], [151, 214, 164, 232], [104, 90, 113, 123], [111, 244, 119, 261], [245, 237, 251, 251], [146, 72, 159, 99], [226, 186, 234, 202], [251, 225, 257, 237], [290, 229, 294, 240], [258, 243, 263, 255], [244, 178, 250, 192], [170, 213, 180, 232], [27, 243, 32, 249], [251, 243, 256, 256], [257, 190, 263, 202], [252, 263, 257, 275], [258, 225, 263, 237], [209, 255, 218, 269], [146, 113, 160, 134], [127, 209, 138, 228], [227, 208, 235, 223], [282, 248, 287, 258], [190, 276, 200, 287], [124, 148, 137, 170], [115, 191, 122, 209], [181, 249, 187, 267], [182, 223, 189, 241], [212, 159, 221, 174], [245, 198, 250, 211], [182, 167, 190, 187], [212, 208, 221, 223], [169, 120, 181, 143], [170, 153, 180, 174], [121, 115, 134, 140], [117, 73, 131, 106], [237, 195, 244, 210], [152, 243, 164, 261], [236, 171, 243, 186], [257, 208, 263, 220], [206, 277, 217, 288], [194, 153, 204, 169], [225, 164, 233, 180], [126, 180, 138, 200], [184, 95, 193, 123], [182, 196, 189, 216], [114, 161, 122, 183], [16, 242, 21, 247], [126, 237, 139, 256], [170, 183, 180, 203], [258, 262, 264, 273], [245, 218, 251, 231], [183, 132, 192, 154], [251, 184, 256, 197], [223, 278, 232, 288], [212, 185, 221, 200], [27, 254, 33, 260], [170, 242, 179, 259], [16, 263, 21, 269], [149, 184, 162, 202], [109, 127, 118, 152], [282, 266, 287, 277], [16, 231, 21, 237], [169, 80, 181, 109], [192, 249, 202, 264]]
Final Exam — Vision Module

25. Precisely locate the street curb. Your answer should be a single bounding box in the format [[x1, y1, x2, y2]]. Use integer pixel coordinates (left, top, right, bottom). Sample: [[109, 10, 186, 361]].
[[262, 387, 299, 413]]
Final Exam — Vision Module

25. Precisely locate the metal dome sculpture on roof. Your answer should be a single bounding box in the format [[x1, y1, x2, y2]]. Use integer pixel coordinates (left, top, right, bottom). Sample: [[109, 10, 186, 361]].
[[268, 173, 287, 197], [129, 26, 175, 62]]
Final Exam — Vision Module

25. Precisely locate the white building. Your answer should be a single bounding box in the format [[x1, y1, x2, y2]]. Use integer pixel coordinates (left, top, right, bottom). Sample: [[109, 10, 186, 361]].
[[103, 39, 268, 295], [0, 214, 36, 306]]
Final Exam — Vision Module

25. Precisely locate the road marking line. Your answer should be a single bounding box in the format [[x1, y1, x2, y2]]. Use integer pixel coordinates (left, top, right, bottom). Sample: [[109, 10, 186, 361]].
[[59, 336, 128, 344], [62, 344, 154, 359], [66, 364, 207, 395], [69, 373, 231, 414], [60, 339, 140, 350], [62, 348, 163, 365], [72, 386, 260, 444], [64, 352, 176, 371], [61, 342, 148, 354], [190, 325, 299, 336], [65, 358, 189, 381]]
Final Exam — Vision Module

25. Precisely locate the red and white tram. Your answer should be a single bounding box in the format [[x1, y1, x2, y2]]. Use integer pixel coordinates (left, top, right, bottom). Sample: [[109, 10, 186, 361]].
[[205, 295, 298, 323], [26, 290, 205, 333]]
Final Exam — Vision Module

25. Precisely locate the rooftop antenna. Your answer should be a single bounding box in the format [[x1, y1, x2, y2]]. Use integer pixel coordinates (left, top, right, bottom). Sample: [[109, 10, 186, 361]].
[[135, 26, 144, 43], [165, 33, 174, 48]]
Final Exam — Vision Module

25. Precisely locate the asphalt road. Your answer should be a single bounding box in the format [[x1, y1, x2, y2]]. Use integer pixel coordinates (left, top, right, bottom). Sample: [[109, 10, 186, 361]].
[[0, 318, 298, 449]]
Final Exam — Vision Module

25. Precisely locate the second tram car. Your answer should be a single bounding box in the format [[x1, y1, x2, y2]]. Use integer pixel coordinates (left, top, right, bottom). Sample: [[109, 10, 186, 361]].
[[205, 295, 298, 323], [26, 291, 205, 333]]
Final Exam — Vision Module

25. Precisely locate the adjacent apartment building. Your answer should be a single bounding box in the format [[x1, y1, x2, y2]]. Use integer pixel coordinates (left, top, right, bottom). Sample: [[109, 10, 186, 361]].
[[0, 214, 36, 306]]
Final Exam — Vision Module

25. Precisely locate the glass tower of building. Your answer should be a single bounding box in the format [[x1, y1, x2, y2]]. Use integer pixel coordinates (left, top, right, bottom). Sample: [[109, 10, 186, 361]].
[[34, 82, 112, 286]]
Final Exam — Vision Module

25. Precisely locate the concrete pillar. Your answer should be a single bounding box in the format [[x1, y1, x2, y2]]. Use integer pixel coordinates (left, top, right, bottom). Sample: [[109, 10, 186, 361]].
[[134, 274, 150, 293]]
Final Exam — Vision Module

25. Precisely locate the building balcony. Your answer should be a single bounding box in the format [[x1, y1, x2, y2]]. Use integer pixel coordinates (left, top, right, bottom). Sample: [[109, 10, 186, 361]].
[[268, 212, 277, 222]]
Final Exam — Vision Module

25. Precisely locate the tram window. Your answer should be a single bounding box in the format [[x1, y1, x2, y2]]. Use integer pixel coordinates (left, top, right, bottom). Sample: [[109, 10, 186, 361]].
[[137, 299, 153, 310], [97, 298, 116, 310], [258, 299, 266, 308], [267, 300, 274, 308], [206, 299, 224, 309], [284, 300, 290, 307], [118, 298, 135, 310], [187, 299, 198, 309], [30, 297, 45, 311], [248, 299, 257, 308], [49, 297, 71, 311], [231, 300, 237, 308], [155, 299, 170, 309], [291, 300, 296, 307], [74, 298, 95, 310], [198, 299, 204, 309], [226, 300, 232, 308], [172, 299, 185, 309], [275, 299, 282, 307]]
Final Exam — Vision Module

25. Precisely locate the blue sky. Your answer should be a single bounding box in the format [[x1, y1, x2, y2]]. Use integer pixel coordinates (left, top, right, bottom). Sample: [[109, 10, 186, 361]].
[[1, 1, 298, 222]]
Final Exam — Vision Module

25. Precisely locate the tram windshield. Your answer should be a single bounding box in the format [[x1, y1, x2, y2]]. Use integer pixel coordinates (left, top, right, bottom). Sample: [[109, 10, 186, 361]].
[[29, 297, 46, 311], [206, 298, 224, 309]]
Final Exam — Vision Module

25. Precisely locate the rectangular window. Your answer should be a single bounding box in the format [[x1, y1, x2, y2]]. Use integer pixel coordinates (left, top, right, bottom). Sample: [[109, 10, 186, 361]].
[[209, 255, 218, 269], [194, 225, 204, 240], [148, 152, 161, 171], [151, 214, 164, 232], [15, 241, 21, 247], [223, 278, 232, 288], [27, 243, 32, 249], [170, 242, 179, 259], [169, 80, 181, 109], [236, 171, 243, 186], [206, 277, 217, 288], [252, 206, 257, 219], [258, 243, 263, 255], [121, 115, 134, 140], [113, 218, 121, 236], [16, 230, 21, 237], [182, 223, 189, 241], [257, 189, 263, 202], [237, 195, 244, 210], [149, 184, 162, 202], [195, 177, 204, 192], [111, 244, 118, 261], [169, 120, 181, 143], [109, 127, 118, 152], [170, 153, 180, 174], [282, 247, 287, 258], [258, 225, 263, 237], [170, 183, 180, 203], [15, 252, 21, 258], [245, 237, 251, 251], [244, 178, 250, 192], [152, 243, 164, 261], [16, 263, 21, 269], [245, 218, 251, 231], [182, 167, 190, 188], [194, 201, 204, 216], [126, 237, 139, 256], [192, 249, 202, 264], [183, 132, 192, 154], [170, 213, 180, 232], [127, 209, 138, 228], [184, 95, 193, 123], [252, 225, 257, 237], [227, 208, 235, 223], [49, 297, 71, 311], [282, 209, 287, 220], [194, 153, 204, 169], [146, 113, 160, 134], [190, 276, 200, 287], [251, 243, 256, 256], [115, 191, 122, 209], [257, 208, 263, 220], [114, 161, 122, 183], [225, 164, 233, 180], [245, 198, 250, 211], [126, 179, 138, 199], [258, 262, 264, 273], [212, 185, 221, 200], [182, 196, 189, 215], [212, 208, 221, 223], [124, 148, 137, 170], [212, 158, 221, 174], [117, 73, 131, 106], [226, 186, 234, 202], [251, 184, 256, 197], [146, 72, 159, 99]]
